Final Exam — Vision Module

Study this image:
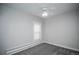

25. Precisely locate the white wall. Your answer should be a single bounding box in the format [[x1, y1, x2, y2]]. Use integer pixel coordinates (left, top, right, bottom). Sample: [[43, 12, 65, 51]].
[[1, 6, 43, 54], [43, 10, 79, 51]]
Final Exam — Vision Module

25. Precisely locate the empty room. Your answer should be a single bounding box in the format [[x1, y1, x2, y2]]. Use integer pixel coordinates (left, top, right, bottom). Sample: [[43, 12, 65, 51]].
[[0, 3, 79, 55]]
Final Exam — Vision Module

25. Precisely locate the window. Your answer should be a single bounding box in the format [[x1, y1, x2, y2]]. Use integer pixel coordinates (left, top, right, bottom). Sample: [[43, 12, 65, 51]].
[[34, 22, 41, 40]]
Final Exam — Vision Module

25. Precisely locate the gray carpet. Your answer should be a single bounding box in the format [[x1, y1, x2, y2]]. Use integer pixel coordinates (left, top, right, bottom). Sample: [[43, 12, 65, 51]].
[[13, 43, 79, 55]]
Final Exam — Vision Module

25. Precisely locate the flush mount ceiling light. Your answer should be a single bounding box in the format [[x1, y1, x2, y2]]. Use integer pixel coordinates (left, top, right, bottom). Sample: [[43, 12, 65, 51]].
[[42, 8, 48, 17], [41, 7, 56, 17], [42, 11, 48, 17]]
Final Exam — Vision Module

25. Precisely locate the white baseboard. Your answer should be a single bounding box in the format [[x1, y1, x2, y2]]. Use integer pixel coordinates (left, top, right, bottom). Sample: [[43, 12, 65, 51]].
[[44, 41, 79, 52], [6, 40, 42, 55], [6, 40, 79, 55]]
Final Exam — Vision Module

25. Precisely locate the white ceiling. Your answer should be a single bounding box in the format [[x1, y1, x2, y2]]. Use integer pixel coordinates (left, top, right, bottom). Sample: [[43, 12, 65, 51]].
[[4, 3, 77, 18]]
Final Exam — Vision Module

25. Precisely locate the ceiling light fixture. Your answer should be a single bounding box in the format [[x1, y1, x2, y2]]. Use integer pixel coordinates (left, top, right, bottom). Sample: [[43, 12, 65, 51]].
[[42, 8, 48, 17], [42, 11, 48, 17]]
